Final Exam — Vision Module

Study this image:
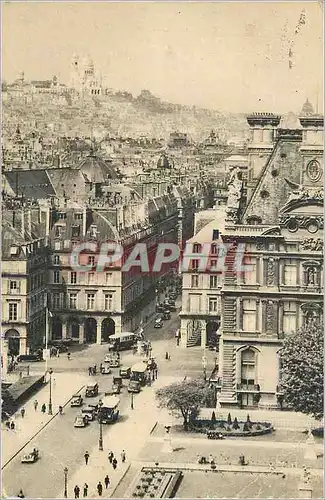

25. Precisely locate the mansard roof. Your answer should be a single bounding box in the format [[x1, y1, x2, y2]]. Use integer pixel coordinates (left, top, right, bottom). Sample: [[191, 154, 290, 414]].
[[242, 130, 305, 225], [4, 170, 56, 199]]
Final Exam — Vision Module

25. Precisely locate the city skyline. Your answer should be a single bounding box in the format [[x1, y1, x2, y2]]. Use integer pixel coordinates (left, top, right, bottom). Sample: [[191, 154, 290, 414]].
[[2, 1, 323, 114]]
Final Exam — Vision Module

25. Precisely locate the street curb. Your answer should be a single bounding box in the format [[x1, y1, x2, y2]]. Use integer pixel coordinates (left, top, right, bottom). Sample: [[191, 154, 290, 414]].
[[2, 384, 85, 470], [149, 421, 158, 435], [108, 462, 131, 498]]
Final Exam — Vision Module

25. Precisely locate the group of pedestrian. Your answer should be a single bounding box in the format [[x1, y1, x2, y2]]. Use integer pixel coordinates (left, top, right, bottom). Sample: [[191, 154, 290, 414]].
[[74, 476, 110, 498], [33, 399, 47, 414], [88, 364, 97, 376]]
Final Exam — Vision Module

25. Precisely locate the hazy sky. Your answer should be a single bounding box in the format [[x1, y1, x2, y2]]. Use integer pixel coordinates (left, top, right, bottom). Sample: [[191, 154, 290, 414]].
[[2, 1, 323, 113]]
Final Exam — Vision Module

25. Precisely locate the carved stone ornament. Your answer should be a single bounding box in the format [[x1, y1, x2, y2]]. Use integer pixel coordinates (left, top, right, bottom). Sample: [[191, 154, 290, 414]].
[[267, 258, 275, 286], [266, 301, 275, 332], [306, 160, 322, 183], [256, 240, 265, 251], [279, 215, 324, 232], [299, 238, 323, 251]]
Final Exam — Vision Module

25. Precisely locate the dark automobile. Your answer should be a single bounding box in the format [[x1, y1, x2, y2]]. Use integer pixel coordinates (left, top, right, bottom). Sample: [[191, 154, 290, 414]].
[[162, 310, 171, 320], [156, 303, 166, 313], [85, 383, 99, 397], [17, 353, 43, 362]]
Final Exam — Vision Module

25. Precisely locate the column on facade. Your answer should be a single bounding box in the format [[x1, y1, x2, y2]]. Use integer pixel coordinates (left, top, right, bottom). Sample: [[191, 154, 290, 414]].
[[20, 336, 27, 355], [62, 321, 67, 340], [256, 257, 261, 285], [96, 319, 102, 345], [237, 298, 243, 331], [256, 299, 261, 332], [278, 301, 284, 335], [261, 299, 266, 334], [79, 322, 85, 345], [201, 320, 207, 348], [2, 340, 9, 375], [297, 302, 303, 330]]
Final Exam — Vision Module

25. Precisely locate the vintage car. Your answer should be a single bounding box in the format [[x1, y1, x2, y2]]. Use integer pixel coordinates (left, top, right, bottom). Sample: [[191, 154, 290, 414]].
[[81, 406, 97, 422], [127, 380, 141, 393], [85, 383, 99, 397], [100, 364, 112, 375], [112, 376, 123, 394], [21, 448, 39, 463], [162, 310, 171, 320], [74, 414, 88, 428], [119, 366, 131, 379], [109, 357, 120, 368], [154, 316, 163, 329], [71, 394, 83, 407]]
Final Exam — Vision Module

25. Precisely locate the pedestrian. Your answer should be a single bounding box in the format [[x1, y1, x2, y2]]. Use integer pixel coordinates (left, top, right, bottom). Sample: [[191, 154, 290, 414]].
[[155, 367, 158, 379], [165, 351, 169, 360], [74, 485, 80, 499], [41, 403, 46, 413], [10, 421, 15, 430], [112, 457, 117, 470], [104, 475, 110, 489], [83, 483, 88, 497], [97, 482, 103, 497], [67, 352, 71, 360], [5, 420, 10, 429], [34, 400, 38, 411], [108, 451, 114, 463], [93, 364, 97, 375], [121, 450, 126, 463], [17, 490, 25, 498], [88, 366, 92, 376], [57, 348, 60, 358], [99, 363, 103, 372], [21, 407, 25, 418], [84, 451, 90, 465]]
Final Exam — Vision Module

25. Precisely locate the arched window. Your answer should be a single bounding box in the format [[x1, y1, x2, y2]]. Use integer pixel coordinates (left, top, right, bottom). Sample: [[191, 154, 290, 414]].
[[241, 348, 257, 385]]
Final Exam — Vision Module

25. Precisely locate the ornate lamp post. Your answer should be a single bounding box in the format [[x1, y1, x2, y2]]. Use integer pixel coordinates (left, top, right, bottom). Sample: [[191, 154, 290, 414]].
[[63, 467, 68, 498], [130, 392, 134, 410], [98, 399, 103, 451], [48, 368, 53, 415]]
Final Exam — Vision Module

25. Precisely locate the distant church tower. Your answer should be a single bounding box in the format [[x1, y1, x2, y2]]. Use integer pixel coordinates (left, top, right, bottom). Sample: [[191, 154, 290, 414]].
[[69, 53, 82, 90]]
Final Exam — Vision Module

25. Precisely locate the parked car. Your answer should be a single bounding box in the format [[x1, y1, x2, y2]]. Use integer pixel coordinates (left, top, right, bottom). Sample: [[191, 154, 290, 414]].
[[74, 414, 88, 428], [104, 354, 120, 368], [127, 380, 141, 393], [71, 394, 83, 407], [119, 366, 131, 379], [100, 365, 111, 375], [156, 303, 166, 313], [169, 292, 177, 301], [85, 383, 99, 397], [154, 316, 164, 328]]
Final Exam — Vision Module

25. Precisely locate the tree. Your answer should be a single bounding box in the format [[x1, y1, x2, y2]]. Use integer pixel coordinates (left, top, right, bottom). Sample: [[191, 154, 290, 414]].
[[279, 320, 324, 420], [232, 417, 239, 430], [155, 379, 214, 430], [210, 411, 217, 429], [227, 413, 232, 425]]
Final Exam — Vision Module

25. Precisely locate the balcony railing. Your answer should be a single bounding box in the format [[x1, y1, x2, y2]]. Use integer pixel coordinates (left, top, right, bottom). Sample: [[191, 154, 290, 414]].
[[236, 383, 260, 392]]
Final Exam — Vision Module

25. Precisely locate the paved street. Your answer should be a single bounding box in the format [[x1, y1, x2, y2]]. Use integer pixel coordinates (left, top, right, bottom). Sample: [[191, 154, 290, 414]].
[[3, 306, 216, 499]]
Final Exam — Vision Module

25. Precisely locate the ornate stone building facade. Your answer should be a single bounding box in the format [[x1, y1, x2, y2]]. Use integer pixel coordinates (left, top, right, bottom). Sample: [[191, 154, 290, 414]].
[[218, 107, 324, 409], [180, 103, 323, 410]]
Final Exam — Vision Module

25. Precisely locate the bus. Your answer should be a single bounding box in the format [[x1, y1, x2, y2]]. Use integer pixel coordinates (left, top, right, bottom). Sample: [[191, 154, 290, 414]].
[[99, 395, 120, 424], [130, 362, 148, 386], [108, 332, 137, 352]]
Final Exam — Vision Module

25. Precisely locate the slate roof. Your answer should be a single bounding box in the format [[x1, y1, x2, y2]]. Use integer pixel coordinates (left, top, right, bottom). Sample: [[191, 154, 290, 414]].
[[4, 170, 56, 199]]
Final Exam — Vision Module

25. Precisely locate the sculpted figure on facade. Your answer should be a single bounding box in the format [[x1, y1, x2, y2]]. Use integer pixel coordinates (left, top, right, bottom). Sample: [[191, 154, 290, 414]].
[[266, 300, 275, 332], [267, 258, 275, 286]]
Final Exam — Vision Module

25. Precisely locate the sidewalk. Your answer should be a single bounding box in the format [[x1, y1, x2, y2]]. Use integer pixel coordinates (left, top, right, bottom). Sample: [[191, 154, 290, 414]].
[[2, 372, 88, 467], [58, 375, 182, 499]]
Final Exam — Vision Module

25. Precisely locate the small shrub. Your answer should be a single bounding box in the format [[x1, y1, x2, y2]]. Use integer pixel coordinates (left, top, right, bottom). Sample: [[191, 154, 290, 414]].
[[243, 422, 250, 432], [256, 424, 261, 430], [219, 421, 226, 429], [226, 425, 231, 431]]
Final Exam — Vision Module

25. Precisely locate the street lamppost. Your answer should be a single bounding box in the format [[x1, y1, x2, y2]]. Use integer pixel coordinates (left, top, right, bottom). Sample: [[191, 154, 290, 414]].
[[63, 467, 68, 498], [98, 399, 103, 451], [130, 392, 134, 410], [48, 368, 53, 415]]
